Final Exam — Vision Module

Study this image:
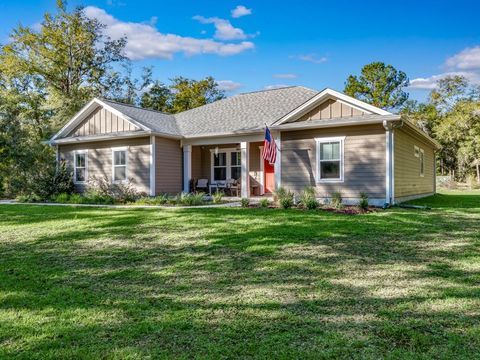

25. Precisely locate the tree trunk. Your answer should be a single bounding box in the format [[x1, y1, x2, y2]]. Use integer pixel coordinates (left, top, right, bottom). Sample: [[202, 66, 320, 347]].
[[477, 162, 480, 184]]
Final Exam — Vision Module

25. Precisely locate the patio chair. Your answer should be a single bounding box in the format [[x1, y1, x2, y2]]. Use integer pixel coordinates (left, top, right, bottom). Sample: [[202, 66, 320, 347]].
[[195, 178, 209, 192], [227, 178, 240, 197]]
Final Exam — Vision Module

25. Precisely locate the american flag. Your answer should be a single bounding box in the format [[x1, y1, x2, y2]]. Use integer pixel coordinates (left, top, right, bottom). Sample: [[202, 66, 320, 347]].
[[262, 126, 277, 165]]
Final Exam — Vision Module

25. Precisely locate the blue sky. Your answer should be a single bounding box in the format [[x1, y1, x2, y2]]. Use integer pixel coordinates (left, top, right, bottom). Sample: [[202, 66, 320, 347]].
[[1, 0, 480, 102]]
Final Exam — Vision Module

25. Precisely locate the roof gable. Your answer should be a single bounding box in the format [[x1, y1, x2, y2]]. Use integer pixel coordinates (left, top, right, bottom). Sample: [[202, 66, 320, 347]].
[[273, 88, 392, 125]]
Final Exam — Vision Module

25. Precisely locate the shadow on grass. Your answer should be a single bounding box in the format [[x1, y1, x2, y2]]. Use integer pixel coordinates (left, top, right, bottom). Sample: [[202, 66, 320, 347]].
[[0, 192, 479, 358]]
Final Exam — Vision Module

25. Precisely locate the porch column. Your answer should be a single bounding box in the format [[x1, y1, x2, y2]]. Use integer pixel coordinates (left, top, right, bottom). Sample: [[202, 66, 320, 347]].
[[183, 144, 192, 193], [149, 135, 156, 196], [274, 131, 281, 190], [241, 141, 250, 198]]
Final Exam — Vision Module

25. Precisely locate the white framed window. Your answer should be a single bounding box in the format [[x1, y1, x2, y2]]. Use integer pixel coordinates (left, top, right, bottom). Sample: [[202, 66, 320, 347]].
[[315, 136, 345, 183], [112, 147, 128, 183], [414, 145, 420, 158], [74, 150, 88, 184], [419, 148, 425, 177], [210, 148, 241, 182]]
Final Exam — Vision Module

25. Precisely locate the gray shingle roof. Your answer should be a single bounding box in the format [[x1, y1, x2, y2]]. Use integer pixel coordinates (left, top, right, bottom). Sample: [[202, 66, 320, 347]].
[[101, 99, 181, 137], [101, 86, 318, 138], [174, 86, 318, 137]]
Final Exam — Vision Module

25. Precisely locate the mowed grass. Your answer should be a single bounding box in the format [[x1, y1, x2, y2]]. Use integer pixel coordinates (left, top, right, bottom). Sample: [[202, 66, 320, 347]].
[[0, 191, 479, 359]]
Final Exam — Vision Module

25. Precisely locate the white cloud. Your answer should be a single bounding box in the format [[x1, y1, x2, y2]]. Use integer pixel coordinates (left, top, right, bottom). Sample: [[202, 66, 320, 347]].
[[231, 5, 252, 18], [217, 80, 242, 91], [273, 73, 297, 79], [445, 46, 480, 70], [193, 15, 247, 41], [264, 84, 290, 90], [84, 6, 254, 60], [409, 71, 480, 90], [291, 54, 328, 64], [409, 45, 480, 90]]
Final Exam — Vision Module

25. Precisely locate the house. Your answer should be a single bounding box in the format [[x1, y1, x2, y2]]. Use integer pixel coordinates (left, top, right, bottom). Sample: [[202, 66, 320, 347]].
[[48, 87, 440, 206]]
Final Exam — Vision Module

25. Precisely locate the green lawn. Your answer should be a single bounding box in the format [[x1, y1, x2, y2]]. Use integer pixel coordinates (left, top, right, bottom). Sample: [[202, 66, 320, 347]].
[[0, 191, 479, 359]]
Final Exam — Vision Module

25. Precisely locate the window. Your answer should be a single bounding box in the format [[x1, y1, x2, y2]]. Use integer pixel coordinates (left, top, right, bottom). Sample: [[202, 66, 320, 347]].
[[419, 149, 425, 177], [74, 151, 87, 183], [211, 149, 242, 182], [230, 151, 241, 180], [112, 148, 127, 182], [315, 137, 344, 182], [213, 152, 227, 181], [414, 145, 420, 158]]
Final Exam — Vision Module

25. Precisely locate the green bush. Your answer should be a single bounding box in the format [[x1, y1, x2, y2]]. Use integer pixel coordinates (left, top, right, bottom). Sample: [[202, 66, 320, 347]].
[[241, 198, 250, 208], [279, 196, 293, 209], [213, 190, 224, 204], [259, 198, 270, 208], [358, 192, 369, 211], [87, 176, 141, 203], [300, 186, 319, 210], [274, 187, 294, 209], [178, 192, 205, 206], [68, 194, 83, 204], [134, 194, 169, 206], [330, 191, 343, 209], [15, 194, 42, 203], [53, 193, 70, 203]]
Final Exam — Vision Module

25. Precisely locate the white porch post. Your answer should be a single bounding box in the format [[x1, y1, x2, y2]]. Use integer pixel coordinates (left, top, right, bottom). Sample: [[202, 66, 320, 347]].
[[149, 135, 156, 196], [241, 141, 250, 198], [384, 121, 394, 205], [274, 131, 281, 190], [183, 144, 192, 193]]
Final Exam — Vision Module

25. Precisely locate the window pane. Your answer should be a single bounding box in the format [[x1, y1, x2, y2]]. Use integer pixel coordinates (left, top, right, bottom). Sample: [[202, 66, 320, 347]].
[[320, 142, 340, 160], [320, 161, 340, 179], [231, 152, 241, 166], [76, 168, 85, 182], [114, 166, 126, 181], [231, 166, 241, 181], [114, 151, 126, 166], [76, 153, 85, 167], [214, 153, 226, 167], [420, 152, 424, 175], [214, 167, 226, 181]]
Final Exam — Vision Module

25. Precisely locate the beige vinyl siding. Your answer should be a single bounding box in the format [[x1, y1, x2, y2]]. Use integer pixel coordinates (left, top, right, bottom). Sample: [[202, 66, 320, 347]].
[[59, 137, 151, 194], [394, 127, 435, 200], [297, 99, 366, 122], [154, 137, 182, 195], [281, 124, 386, 199], [68, 106, 140, 137]]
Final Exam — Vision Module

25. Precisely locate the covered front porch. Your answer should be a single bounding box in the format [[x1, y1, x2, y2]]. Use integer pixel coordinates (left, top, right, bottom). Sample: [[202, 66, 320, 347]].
[[182, 134, 280, 198]]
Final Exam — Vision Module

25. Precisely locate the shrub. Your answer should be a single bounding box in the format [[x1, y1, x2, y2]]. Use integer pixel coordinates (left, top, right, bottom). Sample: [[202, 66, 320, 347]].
[[213, 190, 224, 204], [466, 174, 480, 190], [330, 191, 343, 209], [27, 161, 75, 201], [178, 192, 205, 206], [241, 198, 250, 208], [16, 194, 42, 203], [134, 194, 169, 206], [54, 193, 70, 203], [274, 187, 294, 209], [68, 194, 83, 204], [300, 187, 319, 210], [279, 196, 294, 209], [358, 192, 369, 211], [87, 176, 141, 203], [259, 198, 270, 208]]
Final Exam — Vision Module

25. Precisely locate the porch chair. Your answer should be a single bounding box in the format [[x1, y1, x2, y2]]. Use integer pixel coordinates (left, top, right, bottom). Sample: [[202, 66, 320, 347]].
[[195, 178, 209, 192], [226, 178, 240, 197]]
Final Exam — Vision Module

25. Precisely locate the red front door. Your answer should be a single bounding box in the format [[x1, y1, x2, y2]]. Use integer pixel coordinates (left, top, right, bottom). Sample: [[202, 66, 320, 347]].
[[264, 160, 275, 193]]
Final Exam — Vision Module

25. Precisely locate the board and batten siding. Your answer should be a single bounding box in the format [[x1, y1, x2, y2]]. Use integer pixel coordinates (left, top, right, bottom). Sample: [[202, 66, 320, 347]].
[[68, 106, 140, 137], [154, 137, 182, 195], [58, 137, 151, 194], [394, 127, 435, 200], [297, 99, 366, 122], [281, 124, 386, 199]]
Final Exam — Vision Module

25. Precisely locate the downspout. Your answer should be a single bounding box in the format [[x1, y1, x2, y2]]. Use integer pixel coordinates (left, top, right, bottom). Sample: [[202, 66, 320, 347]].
[[383, 120, 394, 207]]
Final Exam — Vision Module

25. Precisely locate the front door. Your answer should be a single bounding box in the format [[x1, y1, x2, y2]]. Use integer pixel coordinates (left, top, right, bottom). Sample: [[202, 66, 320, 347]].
[[264, 160, 275, 193]]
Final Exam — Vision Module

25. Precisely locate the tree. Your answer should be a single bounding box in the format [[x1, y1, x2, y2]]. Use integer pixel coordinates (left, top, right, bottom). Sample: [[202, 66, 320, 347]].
[[0, 0, 127, 132], [139, 76, 225, 113], [344, 62, 409, 109], [140, 81, 172, 112]]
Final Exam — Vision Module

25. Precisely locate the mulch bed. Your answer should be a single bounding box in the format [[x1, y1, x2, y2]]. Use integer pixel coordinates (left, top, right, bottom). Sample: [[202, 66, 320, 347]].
[[246, 204, 379, 214]]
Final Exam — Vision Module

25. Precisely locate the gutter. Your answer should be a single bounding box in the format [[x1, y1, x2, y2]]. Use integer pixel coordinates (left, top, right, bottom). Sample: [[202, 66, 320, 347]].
[[47, 130, 182, 145]]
